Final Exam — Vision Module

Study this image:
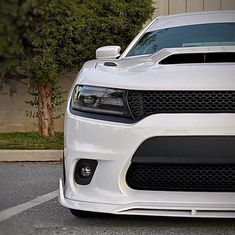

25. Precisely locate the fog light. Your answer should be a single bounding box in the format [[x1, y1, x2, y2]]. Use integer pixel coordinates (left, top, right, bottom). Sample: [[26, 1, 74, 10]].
[[80, 166, 91, 177], [74, 159, 98, 185]]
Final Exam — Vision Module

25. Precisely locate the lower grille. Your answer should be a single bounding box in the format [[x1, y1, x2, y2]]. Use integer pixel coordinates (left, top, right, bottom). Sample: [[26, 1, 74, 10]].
[[126, 163, 235, 192]]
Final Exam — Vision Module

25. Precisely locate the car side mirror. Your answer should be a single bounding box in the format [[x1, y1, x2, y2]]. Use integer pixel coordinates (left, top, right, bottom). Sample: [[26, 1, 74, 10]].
[[96, 46, 121, 59]]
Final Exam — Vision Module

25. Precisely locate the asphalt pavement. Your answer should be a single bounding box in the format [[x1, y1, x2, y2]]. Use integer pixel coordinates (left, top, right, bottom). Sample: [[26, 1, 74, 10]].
[[0, 162, 235, 235]]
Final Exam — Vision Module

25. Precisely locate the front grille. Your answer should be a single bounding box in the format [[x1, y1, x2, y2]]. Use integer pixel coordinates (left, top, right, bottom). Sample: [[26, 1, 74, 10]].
[[126, 163, 235, 192], [127, 91, 235, 120]]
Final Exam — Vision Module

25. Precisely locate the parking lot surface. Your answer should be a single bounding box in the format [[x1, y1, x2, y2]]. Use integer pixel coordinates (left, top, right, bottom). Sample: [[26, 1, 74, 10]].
[[0, 162, 235, 235]]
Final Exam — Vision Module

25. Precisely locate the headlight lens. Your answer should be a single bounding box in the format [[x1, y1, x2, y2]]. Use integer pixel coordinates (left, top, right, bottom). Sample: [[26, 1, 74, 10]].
[[71, 85, 131, 117]]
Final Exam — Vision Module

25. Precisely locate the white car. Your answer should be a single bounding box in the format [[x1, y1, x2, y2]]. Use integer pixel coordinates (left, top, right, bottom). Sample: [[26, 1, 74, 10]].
[[59, 11, 235, 218]]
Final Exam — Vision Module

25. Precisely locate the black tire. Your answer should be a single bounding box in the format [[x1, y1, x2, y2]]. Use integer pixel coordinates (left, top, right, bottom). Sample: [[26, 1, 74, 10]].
[[69, 209, 97, 217]]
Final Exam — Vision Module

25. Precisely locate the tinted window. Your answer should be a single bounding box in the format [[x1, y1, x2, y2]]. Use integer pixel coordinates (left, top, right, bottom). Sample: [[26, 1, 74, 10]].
[[127, 23, 235, 57]]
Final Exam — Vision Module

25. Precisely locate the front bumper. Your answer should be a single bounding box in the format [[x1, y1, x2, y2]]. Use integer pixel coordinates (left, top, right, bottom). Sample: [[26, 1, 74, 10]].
[[59, 112, 235, 218], [59, 179, 235, 218]]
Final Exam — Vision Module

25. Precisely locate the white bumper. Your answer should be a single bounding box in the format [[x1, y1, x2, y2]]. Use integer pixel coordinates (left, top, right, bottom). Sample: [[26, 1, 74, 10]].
[[59, 112, 235, 218]]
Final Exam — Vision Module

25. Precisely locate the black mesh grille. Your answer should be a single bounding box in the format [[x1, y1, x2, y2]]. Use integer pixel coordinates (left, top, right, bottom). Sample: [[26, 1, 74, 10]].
[[126, 163, 235, 192], [127, 91, 235, 120]]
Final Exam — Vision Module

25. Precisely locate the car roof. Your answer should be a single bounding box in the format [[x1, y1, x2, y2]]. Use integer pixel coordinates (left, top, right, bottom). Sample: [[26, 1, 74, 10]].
[[147, 11, 235, 32]]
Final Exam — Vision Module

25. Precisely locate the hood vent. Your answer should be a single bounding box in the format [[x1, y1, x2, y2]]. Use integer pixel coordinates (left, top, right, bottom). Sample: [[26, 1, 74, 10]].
[[104, 61, 117, 67], [159, 52, 235, 64]]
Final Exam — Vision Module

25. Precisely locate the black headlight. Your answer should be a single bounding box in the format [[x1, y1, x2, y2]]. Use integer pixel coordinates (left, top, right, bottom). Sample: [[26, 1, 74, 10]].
[[71, 85, 132, 118]]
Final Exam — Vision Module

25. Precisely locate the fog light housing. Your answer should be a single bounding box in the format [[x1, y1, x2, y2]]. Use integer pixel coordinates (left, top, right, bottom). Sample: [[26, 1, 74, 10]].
[[74, 159, 98, 185]]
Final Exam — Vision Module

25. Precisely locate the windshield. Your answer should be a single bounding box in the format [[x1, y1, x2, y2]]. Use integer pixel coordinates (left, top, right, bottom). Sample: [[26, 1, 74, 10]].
[[127, 22, 235, 57]]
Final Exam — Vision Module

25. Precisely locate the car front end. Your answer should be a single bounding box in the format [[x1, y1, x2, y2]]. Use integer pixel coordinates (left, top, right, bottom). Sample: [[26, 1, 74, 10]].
[[59, 11, 235, 218]]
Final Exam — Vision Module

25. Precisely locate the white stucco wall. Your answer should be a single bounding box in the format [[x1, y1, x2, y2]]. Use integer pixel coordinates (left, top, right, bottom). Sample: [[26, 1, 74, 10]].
[[154, 0, 235, 17]]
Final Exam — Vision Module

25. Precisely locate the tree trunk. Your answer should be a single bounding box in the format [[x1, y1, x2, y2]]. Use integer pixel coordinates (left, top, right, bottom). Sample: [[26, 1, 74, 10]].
[[37, 80, 55, 137]]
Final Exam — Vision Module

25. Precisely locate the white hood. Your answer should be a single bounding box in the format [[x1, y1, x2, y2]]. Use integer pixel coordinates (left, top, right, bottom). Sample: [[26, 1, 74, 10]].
[[79, 46, 235, 90]]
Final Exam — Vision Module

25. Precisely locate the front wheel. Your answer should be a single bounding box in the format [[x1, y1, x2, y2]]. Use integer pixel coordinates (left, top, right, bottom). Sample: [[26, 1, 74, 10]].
[[70, 209, 97, 217]]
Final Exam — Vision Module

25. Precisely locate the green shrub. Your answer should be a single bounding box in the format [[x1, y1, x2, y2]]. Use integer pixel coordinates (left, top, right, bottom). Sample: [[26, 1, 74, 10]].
[[0, 0, 154, 136]]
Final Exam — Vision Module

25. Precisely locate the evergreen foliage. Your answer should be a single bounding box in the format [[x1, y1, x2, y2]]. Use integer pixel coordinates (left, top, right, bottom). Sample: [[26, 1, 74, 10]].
[[0, 0, 154, 136]]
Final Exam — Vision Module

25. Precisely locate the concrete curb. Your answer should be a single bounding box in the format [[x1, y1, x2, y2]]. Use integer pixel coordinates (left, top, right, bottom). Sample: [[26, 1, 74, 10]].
[[0, 150, 63, 162]]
